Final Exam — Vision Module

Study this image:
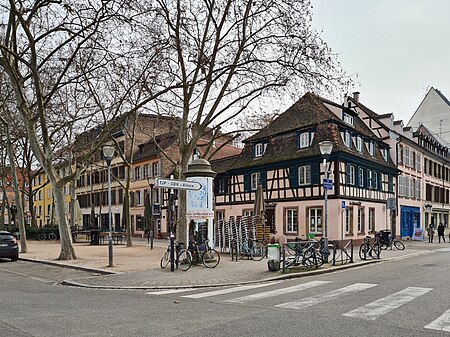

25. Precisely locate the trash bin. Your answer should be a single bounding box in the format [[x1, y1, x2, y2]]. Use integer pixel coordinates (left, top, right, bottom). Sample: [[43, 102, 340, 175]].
[[267, 244, 280, 271], [379, 230, 391, 243], [90, 230, 99, 245]]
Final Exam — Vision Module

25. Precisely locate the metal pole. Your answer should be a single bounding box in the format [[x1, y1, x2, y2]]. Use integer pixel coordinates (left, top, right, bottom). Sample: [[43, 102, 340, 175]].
[[150, 185, 154, 250], [323, 162, 329, 263], [107, 159, 113, 267], [169, 189, 175, 272]]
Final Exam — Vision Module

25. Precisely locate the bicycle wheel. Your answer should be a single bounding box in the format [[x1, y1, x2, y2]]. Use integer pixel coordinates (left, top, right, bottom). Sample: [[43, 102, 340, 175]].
[[282, 256, 297, 268], [359, 243, 369, 260], [370, 242, 381, 259], [251, 242, 266, 261], [302, 252, 318, 269], [37, 233, 46, 241], [202, 249, 220, 268], [394, 240, 405, 250], [315, 250, 325, 267], [178, 250, 192, 271], [380, 241, 389, 250], [48, 233, 57, 241], [160, 251, 170, 269]]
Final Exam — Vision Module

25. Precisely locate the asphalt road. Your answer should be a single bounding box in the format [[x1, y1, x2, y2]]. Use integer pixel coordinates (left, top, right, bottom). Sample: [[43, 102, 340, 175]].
[[1, 249, 450, 337]]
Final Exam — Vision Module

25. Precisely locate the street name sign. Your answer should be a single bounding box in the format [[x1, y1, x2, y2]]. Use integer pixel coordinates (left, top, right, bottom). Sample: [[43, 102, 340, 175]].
[[155, 178, 202, 190], [323, 178, 333, 190]]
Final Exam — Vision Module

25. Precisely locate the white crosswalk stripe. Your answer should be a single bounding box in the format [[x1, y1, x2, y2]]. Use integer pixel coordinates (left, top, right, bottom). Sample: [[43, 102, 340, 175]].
[[181, 281, 283, 299], [343, 287, 432, 320], [224, 280, 330, 304], [425, 309, 450, 332], [275, 283, 377, 310]]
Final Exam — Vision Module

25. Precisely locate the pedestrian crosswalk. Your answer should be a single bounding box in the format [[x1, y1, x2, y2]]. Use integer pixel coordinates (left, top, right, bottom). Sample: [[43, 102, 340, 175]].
[[146, 281, 449, 333]]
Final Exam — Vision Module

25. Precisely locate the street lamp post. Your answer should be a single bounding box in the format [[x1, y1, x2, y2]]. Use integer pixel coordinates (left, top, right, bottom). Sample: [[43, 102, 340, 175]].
[[147, 177, 155, 250], [319, 141, 333, 263], [102, 145, 116, 267]]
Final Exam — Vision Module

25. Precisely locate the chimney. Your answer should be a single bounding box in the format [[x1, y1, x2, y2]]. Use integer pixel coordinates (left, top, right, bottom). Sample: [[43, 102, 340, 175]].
[[353, 92, 360, 102]]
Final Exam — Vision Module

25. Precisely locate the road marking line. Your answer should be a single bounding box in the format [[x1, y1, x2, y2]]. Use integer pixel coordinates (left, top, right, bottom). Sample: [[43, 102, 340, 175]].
[[425, 309, 450, 332], [146, 288, 198, 295], [225, 281, 330, 304], [181, 281, 283, 299], [275, 283, 377, 309], [343, 287, 432, 320]]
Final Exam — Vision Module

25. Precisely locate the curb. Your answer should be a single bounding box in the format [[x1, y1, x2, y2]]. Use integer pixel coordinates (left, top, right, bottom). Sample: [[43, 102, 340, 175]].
[[23, 249, 435, 290], [62, 259, 381, 290]]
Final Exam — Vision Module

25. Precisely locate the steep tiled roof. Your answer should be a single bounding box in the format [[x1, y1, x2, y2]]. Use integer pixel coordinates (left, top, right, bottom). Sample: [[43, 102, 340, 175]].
[[133, 131, 178, 162], [213, 93, 397, 172]]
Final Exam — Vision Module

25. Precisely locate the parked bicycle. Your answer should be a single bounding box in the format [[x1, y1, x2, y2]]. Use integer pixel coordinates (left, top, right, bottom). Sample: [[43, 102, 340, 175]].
[[359, 235, 381, 260], [282, 237, 324, 269], [37, 232, 57, 241], [379, 234, 405, 251], [189, 239, 221, 268], [240, 237, 266, 261], [160, 241, 192, 271]]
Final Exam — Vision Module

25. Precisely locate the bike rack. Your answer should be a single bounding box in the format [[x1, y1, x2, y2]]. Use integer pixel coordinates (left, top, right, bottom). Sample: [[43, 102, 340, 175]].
[[331, 239, 353, 265]]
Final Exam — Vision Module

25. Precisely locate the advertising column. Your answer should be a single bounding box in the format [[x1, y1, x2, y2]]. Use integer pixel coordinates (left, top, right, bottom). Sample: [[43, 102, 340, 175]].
[[184, 158, 216, 247]]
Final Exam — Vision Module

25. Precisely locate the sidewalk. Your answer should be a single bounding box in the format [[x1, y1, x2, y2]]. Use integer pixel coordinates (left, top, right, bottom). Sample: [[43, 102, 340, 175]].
[[18, 239, 438, 289]]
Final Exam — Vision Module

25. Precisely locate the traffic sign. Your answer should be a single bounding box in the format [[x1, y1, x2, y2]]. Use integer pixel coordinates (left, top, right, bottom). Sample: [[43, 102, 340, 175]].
[[342, 201, 346, 209], [155, 178, 202, 190], [323, 178, 333, 190]]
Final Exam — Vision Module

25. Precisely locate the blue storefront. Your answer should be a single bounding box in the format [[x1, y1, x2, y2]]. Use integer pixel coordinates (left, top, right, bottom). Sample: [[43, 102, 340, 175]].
[[400, 206, 421, 238]]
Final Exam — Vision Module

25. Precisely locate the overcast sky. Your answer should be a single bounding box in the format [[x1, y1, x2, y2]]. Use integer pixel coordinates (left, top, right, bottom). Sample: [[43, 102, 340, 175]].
[[312, 0, 450, 124]]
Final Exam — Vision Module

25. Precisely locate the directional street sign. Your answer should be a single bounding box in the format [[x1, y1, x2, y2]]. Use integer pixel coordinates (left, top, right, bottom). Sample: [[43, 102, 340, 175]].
[[155, 178, 202, 190]]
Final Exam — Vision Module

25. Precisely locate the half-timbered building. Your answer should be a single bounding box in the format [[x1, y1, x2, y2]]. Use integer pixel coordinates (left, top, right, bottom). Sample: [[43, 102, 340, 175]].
[[212, 93, 399, 242]]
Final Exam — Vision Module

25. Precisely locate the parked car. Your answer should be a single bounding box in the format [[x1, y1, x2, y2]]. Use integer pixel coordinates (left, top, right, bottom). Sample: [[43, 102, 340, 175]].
[[0, 231, 19, 261]]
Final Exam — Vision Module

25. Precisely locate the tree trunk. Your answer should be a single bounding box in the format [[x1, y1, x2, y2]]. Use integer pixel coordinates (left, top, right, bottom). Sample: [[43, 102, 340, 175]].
[[4, 122, 27, 253], [52, 184, 77, 260], [125, 163, 132, 247]]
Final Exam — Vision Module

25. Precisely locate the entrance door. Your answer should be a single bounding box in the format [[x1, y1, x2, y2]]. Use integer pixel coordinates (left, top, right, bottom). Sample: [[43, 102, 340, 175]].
[[265, 208, 275, 234], [400, 206, 420, 238]]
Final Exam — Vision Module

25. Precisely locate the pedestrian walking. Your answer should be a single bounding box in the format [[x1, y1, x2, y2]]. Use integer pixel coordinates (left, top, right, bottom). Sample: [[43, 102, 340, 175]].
[[428, 223, 435, 243], [438, 223, 446, 243]]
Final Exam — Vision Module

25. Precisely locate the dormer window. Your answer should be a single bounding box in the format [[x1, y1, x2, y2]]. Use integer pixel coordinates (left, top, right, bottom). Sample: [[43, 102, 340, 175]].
[[368, 142, 374, 156], [382, 148, 389, 161], [299, 132, 311, 149], [343, 112, 354, 125], [344, 131, 352, 148], [254, 143, 265, 157], [356, 136, 363, 152]]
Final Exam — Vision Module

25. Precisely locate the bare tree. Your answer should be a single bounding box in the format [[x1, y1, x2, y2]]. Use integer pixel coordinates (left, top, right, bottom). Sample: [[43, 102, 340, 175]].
[[0, 1, 180, 260], [135, 0, 350, 243]]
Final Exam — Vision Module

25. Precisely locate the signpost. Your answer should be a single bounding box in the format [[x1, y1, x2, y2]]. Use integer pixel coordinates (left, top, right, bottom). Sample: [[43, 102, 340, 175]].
[[158, 177, 202, 271], [156, 178, 201, 190]]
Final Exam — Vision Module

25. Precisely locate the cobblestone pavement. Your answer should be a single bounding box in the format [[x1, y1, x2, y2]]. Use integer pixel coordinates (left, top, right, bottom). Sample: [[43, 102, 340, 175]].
[[19, 239, 440, 289]]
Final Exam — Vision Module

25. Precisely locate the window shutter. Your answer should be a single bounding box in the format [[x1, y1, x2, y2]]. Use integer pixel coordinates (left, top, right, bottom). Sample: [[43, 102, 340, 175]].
[[356, 166, 361, 185], [311, 163, 319, 184], [378, 172, 382, 190], [365, 169, 370, 188], [289, 167, 298, 188], [244, 173, 250, 192], [346, 163, 350, 184], [260, 171, 267, 189], [398, 145, 403, 164]]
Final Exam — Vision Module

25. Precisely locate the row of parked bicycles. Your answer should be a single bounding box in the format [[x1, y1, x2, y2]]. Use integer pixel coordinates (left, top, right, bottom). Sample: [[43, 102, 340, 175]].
[[358, 231, 405, 260], [160, 230, 405, 271], [160, 239, 221, 271], [160, 236, 268, 271]]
